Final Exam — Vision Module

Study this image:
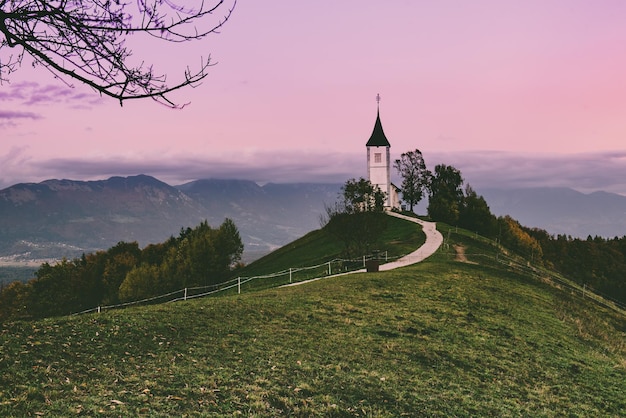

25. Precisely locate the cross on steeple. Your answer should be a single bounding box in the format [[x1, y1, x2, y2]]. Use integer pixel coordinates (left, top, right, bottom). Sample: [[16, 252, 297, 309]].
[[376, 93, 381, 108]]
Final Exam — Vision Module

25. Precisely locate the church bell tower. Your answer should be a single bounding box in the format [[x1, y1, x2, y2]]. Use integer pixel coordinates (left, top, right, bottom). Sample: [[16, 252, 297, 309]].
[[366, 94, 392, 208]]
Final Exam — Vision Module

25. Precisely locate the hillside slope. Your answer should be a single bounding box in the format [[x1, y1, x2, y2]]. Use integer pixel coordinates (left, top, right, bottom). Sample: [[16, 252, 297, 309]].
[[1, 223, 624, 416]]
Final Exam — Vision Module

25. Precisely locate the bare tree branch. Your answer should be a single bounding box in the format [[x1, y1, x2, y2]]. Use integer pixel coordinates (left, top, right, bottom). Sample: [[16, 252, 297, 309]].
[[0, 0, 236, 108]]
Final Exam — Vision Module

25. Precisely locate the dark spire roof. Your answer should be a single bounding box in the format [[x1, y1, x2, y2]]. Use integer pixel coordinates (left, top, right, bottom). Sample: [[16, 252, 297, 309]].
[[366, 109, 391, 147]]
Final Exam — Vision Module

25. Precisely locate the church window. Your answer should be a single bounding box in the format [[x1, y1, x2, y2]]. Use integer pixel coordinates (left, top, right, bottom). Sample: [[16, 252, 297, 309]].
[[374, 153, 382, 163]]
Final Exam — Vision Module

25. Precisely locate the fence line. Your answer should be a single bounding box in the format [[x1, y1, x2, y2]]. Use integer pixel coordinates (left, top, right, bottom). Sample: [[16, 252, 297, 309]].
[[458, 250, 626, 314], [73, 242, 625, 318], [72, 252, 404, 316]]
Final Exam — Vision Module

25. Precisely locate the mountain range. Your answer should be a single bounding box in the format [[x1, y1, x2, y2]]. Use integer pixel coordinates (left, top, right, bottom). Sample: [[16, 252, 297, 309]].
[[479, 187, 626, 239], [0, 175, 340, 263], [1, 175, 626, 265]]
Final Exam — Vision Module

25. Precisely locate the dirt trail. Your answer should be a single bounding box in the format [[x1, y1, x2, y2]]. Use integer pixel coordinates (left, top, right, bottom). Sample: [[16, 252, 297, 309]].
[[453, 245, 468, 262], [453, 244, 477, 264]]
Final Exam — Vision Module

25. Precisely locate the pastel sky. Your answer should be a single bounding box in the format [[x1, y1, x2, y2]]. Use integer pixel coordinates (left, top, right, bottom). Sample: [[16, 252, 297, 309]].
[[2, 1, 626, 195]]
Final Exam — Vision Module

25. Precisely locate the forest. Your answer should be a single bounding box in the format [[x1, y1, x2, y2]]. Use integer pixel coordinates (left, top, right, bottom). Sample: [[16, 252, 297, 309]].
[[0, 219, 243, 322]]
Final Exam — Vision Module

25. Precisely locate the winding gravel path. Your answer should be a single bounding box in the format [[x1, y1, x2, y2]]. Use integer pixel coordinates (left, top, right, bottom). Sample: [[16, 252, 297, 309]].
[[378, 212, 443, 270], [282, 212, 443, 287]]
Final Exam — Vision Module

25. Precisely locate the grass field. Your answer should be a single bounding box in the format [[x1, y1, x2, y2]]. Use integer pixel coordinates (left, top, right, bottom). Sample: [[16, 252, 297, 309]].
[[1, 219, 625, 416]]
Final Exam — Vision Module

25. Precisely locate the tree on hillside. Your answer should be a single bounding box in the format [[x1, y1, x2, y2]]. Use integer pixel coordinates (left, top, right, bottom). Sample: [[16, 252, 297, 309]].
[[214, 218, 244, 271], [427, 164, 464, 225], [0, 0, 235, 107], [340, 177, 386, 214], [118, 219, 243, 301], [459, 185, 498, 237], [0, 218, 244, 320], [0, 281, 29, 322], [118, 263, 163, 302], [393, 149, 430, 212], [527, 229, 626, 303], [426, 164, 497, 236], [498, 215, 543, 263], [100, 242, 142, 305], [321, 178, 387, 257], [27, 258, 100, 318]]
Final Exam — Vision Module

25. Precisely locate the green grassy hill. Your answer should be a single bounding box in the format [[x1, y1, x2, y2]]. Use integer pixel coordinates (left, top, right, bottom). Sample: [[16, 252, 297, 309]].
[[1, 217, 625, 416], [230, 214, 425, 291]]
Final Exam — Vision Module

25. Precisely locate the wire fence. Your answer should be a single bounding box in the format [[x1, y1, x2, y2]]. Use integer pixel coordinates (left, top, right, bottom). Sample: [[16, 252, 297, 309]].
[[500, 254, 626, 314], [453, 249, 626, 315], [73, 237, 626, 318], [72, 251, 403, 316]]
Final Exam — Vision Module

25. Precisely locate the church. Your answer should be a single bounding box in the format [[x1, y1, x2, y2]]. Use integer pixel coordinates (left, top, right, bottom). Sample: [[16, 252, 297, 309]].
[[365, 95, 402, 211]]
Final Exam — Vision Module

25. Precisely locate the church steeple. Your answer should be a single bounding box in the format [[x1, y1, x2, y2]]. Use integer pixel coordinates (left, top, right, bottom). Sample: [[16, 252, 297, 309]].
[[366, 93, 395, 209], [366, 94, 391, 147], [364, 94, 401, 210]]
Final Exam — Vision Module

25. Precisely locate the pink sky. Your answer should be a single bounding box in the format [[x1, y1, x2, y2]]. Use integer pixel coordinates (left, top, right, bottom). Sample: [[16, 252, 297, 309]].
[[2, 1, 626, 194]]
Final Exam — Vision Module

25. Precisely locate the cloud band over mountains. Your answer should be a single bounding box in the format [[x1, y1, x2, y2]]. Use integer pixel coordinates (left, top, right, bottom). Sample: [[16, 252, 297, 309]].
[[1, 148, 625, 196]]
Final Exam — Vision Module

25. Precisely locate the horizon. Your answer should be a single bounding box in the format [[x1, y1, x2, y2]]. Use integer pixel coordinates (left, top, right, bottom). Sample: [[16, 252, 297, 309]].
[[2, 1, 626, 195], [3, 170, 626, 199]]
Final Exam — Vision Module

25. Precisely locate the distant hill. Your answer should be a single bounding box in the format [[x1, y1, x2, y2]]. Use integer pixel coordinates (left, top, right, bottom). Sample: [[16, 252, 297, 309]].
[[0, 175, 340, 263], [175, 179, 340, 259], [479, 187, 626, 238], [0, 175, 206, 260], [3, 176, 626, 266]]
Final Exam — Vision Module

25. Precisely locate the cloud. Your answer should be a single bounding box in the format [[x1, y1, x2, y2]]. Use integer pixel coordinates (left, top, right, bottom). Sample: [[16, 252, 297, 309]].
[[0, 146, 34, 186], [25, 151, 363, 187], [2, 149, 626, 197], [427, 150, 626, 195], [0, 109, 42, 127], [0, 81, 104, 128], [0, 81, 104, 107]]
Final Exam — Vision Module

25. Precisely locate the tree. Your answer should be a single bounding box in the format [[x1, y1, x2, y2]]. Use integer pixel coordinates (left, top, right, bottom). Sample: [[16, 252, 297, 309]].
[[340, 177, 386, 214], [0, 0, 235, 107], [393, 149, 430, 212], [118, 219, 244, 301], [459, 184, 498, 237], [27, 258, 97, 318], [498, 216, 543, 263], [214, 218, 244, 272], [118, 263, 161, 302], [321, 178, 387, 257], [101, 243, 141, 305], [427, 164, 464, 225], [0, 280, 29, 322]]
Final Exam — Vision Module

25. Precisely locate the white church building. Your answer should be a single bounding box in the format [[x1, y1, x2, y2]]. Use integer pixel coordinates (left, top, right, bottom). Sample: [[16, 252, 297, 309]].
[[365, 95, 401, 211]]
